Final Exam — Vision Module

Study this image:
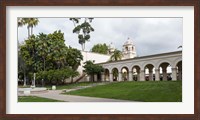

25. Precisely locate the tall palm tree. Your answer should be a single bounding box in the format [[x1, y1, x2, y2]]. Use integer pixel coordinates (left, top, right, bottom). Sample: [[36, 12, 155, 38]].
[[23, 18, 39, 37], [110, 50, 123, 61]]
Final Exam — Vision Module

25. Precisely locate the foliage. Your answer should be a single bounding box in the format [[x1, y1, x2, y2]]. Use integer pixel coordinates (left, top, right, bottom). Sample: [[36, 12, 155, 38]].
[[110, 49, 123, 61], [18, 30, 82, 85], [69, 18, 94, 51], [65, 46, 83, 70], [91, 43, 109, 54], [36, 68, 79, 85], [83, 60, 104, 81], [112, 69, 118, 81]]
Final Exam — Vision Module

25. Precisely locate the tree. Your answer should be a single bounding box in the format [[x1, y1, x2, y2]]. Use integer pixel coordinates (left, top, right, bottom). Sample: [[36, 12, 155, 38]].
[[110, 50, 123, 61], [83, 60, 104, 82], [69, 18, 94, 51], [65, 46, 83, 70], [91, 43, 109, 54], [22, 18, 39, 37], [19, 30, 82, 85]]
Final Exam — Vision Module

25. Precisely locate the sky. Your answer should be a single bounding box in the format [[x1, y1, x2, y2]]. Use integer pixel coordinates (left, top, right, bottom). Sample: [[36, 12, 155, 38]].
[[18, 18, 182, 56]]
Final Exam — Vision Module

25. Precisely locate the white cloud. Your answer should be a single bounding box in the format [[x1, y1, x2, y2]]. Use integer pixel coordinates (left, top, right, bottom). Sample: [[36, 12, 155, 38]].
[[18, 17, 182, 56]]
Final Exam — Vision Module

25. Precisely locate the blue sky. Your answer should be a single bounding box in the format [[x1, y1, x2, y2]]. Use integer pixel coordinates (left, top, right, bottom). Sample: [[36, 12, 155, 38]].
[[18, 18, 182, 56]]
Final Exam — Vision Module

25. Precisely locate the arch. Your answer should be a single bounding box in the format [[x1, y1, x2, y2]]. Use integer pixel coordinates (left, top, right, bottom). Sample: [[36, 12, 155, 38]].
[[176, 60, 182, 80], [112, 68, 119, 81], [132, 65, 141, 81], [159, 62, 172, 81], [142, 62, 156, 69], [121, 66, 129, 81], [144, 64, 155, 81], [104, 68, 110, 81], [119, 65, 130, 72], [172, 57, 182, 68], [155, 59, 172, 69]]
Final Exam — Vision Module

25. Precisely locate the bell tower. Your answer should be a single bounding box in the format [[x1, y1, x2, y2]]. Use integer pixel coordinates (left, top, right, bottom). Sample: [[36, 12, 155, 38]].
[[122, 37, 137, 59]]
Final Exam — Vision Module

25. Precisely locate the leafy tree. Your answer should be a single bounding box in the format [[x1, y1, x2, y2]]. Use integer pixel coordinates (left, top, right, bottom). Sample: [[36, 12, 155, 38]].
[[36, 68, 79, 85], [110, 49, 123, 61], [19, 30, 82, 85], [83, 60, 104, 82], [91, 43, 109, 54], [69, 18, 94, 51], [65, 46, 83, 70]]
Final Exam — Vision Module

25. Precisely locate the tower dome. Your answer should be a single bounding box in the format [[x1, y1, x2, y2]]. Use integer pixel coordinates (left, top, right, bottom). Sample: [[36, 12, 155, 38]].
[[122, 37, 137, 59], [124, 37, 134, 45], [108, 42, 115, 54]]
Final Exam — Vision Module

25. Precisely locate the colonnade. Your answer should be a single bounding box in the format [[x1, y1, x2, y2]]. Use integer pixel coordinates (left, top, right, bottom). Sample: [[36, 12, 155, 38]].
[[101, 61, 182, 82]]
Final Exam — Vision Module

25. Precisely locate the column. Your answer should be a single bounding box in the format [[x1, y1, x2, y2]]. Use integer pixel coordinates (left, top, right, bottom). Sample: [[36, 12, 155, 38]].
[[137, 73, 140, 81], [140, 70, 145, 81], [118, 72, 122, 81], [178, 68, 182, 80], [109, 73, 113, 82], [155, 69, 160, 81], [101, 72, 105, 82], [172, 68, 177, 81], [128, 71, 133, 81], [162, 69, 167, 81], [149, 69, 153, 81], [94, 74, 97, 82]]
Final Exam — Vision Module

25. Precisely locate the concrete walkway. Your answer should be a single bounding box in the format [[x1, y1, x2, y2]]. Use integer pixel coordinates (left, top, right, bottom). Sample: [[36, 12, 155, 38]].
[[32, 90, 132, 102]]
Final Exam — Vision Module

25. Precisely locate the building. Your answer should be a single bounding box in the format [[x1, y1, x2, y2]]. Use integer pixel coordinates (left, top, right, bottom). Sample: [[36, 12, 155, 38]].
[[73, 37, 182, 82]]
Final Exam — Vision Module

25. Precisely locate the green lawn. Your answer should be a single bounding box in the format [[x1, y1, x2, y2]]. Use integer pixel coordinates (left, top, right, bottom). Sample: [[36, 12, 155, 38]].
[[45, 82, 100, 90], [64, 81, 182, 102], [18, 96, 64, 102], [19, 82, 98, 90]]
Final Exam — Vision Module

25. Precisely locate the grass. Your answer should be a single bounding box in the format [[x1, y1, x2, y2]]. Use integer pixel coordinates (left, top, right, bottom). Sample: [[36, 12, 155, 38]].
[[64, 81, 182, 102], [18, 82, 98, 90], [18, 96, 64, 102], [45, 82, 100, 90]]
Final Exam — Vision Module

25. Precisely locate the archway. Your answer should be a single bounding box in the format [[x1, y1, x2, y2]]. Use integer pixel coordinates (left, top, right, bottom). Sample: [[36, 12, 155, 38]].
[[112, 68, 119, 81], [104, 69, 110, 81], [159, 62, 172, 81], [144, 64, 155, 81], [121, 67, 129, 81], [132, 65, 140, 81], [176, 61, 182, 80]]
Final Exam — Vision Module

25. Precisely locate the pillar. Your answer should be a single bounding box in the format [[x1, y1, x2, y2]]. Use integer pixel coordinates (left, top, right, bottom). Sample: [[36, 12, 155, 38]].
[[101, 72, 105, 82], [178, 68, 182, 80], [118, 72, 122, 81], [155, 69, 160, 81], [172, 68, 177, 81], [149, 69, 153, 81], [137, 73, 140, 81], [140, 70, 145, 81], [162, 69, 167, 81], [109, 73, 113, 82], [94, 74, 97, 82], [129, 71, 133, 81]]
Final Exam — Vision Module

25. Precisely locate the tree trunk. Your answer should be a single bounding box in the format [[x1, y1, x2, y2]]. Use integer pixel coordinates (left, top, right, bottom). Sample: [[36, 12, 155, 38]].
[[43, 57, 45, 71], [31, 27, 33, 35], [23, 71, 26, 86], [27, 27, 29, 38], [71, 77, 73, 83]]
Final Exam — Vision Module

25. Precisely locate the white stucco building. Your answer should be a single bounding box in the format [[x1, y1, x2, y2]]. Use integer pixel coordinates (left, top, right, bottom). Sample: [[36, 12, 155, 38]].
[[75, 37, 182, 82]]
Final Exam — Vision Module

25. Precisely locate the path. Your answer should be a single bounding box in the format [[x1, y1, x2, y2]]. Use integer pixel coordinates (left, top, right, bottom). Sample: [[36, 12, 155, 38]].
[[32, 90, 132, 102]]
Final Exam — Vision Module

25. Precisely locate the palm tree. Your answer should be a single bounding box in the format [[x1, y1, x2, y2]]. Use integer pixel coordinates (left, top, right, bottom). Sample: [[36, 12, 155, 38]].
[[18, 18, 25, 27], [110, 50, 123, 61], [23, 18, 39, 37]]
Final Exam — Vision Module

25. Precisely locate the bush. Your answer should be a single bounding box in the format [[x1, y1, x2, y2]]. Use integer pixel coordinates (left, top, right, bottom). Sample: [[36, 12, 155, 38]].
[[36, 68, 79, 85]]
